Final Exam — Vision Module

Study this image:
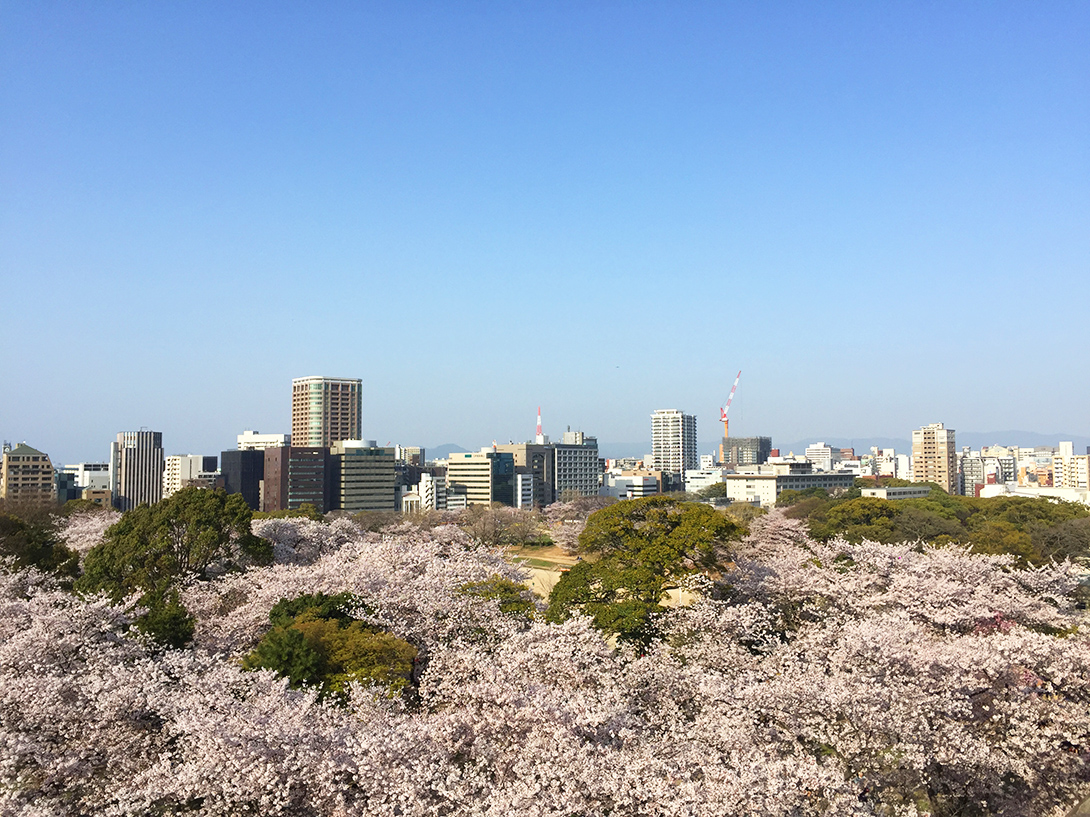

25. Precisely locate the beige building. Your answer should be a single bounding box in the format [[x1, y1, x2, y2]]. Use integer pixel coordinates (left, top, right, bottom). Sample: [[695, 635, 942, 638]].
[[1053, 442, 1090, 490], [911, 423, 957, 494], [445, 449, 515, 506], [291, 376, 362, 448], [1, 443, 56, 506]]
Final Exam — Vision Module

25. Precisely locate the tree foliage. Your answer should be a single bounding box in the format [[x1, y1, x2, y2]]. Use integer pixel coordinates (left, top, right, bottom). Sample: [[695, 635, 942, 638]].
[[782, 489, 1090, 566], [242, 592, 416, 697], [0, 512, 79, 582], [76, 487, 269, 645], [547, 496, 743, 643]]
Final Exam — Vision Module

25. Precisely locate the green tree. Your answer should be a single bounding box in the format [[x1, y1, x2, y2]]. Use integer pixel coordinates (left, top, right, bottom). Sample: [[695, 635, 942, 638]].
[[77, 487, 268, 645], [458, 575, 538, 621], [0, 512, 79, 582], [547, 497, 742, 645], [696, 482, 727, 499], [243, 592, 416, 697]]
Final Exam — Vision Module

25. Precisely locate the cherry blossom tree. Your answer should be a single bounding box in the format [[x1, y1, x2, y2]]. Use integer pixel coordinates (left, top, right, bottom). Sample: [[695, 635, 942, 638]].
[[2, 511, 1088, 816]]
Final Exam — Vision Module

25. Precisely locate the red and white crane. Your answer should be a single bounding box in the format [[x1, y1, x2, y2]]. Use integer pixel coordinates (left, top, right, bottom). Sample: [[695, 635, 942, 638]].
[[720, 370, 742, 439]]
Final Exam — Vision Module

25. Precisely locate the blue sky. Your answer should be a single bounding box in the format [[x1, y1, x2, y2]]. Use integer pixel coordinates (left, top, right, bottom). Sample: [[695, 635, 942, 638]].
[[2, 2, 1088, 463]]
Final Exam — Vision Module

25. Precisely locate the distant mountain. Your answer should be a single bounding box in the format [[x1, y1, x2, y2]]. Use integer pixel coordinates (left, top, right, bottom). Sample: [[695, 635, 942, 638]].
[[427, 443, 470, 459]]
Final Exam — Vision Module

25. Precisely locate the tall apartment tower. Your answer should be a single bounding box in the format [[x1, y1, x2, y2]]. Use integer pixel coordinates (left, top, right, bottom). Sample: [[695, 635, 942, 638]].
[[651, 409, 698, 475], [911, 423, 957, 494], [291, 376, 362, 448], [110, 430, 164, 510]]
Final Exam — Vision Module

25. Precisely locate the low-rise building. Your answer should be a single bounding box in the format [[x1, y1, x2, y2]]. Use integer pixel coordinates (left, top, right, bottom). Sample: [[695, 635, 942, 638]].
[[601, 473, 660, 500], [725, 470, 855, 507], [860, 486, 932, 500], [684, 468, 728, 494], [237, 430, 290, 451]]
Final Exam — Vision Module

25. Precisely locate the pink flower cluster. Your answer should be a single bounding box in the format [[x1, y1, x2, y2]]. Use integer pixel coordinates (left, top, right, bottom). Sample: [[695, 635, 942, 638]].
[[1, 512, 1087, 815]]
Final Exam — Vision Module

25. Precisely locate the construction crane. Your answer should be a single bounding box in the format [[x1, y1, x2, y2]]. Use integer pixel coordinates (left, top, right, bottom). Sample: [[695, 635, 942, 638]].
[[720, 370, 742, 438], [718, 371, 741, 465]]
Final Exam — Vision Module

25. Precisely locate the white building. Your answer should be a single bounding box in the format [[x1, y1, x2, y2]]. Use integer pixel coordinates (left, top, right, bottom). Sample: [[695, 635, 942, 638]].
[[1053, 442, 1090, 490], [62, 462, 111, 491], [725, 470, 855, 507], [861, 486, 932, 500], [516, 473, 536, 509], [684, 468, 728, 494], [237, 430, 290, 451], [601, 474, 660, 500], [163, 454, 219, 499], [804, 442, 836, 472], [415, 472, 447, 510], [651, 409, 697, 475]]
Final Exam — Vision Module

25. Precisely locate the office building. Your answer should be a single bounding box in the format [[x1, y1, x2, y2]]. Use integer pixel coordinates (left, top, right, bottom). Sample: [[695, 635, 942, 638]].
[[804, 443, 837, 472], [163, 455, 219, 499], [262, 446, 331, 514], [291, 376, 362, 448], [1, 443, 56, 506], [414, 472, 447, 511], [601, 473, 661, 500], [720, 436, 773, 468], [395, 446, 425, 466], [651, 410, 697, 475], [554, 436, 601, 500], [446, 449, 515, 506], [110, 431, 164, 510], [221, 449, 265, 510], [62, 462, 111, 491], [495, 443, 555, 506], [725, 470, 855, 507], [330, 440, 396, 512], [911, 423, 957, 494]]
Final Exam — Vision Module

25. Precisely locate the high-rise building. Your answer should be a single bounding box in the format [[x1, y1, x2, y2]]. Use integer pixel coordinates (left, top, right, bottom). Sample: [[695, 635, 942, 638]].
[[110, 431, 164, 510], [291, 376, 362, 449], [1, 443, 56, 506], [911, 423, 957, 494], [720, 436, 773, 468], [221, 449, 265, 510], [651, 410, 697, 475]]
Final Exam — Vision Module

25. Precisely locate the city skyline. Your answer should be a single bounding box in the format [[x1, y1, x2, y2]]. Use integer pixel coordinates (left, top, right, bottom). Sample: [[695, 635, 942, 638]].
[[2, 4, 1087, 461]]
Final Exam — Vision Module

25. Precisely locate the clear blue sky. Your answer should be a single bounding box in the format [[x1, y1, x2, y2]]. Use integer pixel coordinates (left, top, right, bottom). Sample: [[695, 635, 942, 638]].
[[2, 2, 1087, 463]]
